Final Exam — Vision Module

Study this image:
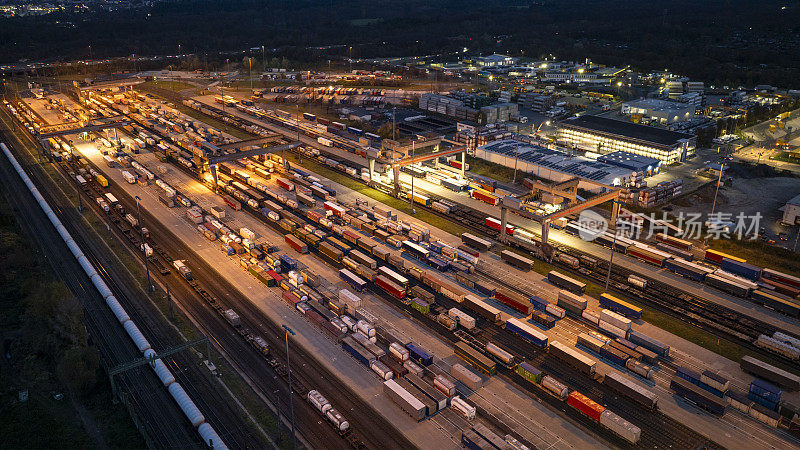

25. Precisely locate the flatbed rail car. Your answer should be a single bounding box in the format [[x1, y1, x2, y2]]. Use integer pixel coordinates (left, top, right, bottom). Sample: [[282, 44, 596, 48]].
[[547, 271, 586, 295], [598, 293, 642, 320], [500, 250, 534, 271], [740, 356, 800, 390], [454, 341, 497, 375]]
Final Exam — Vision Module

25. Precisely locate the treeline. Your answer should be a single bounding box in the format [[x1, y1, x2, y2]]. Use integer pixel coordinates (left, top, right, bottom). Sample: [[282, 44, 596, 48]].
[[1, 0, 799, 88]]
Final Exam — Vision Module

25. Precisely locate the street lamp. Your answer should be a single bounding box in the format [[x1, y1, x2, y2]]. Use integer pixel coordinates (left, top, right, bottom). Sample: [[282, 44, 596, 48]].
[[536, 120, 551, 134], [604, 199, 625, 292], [410, 141, 416, 214], [282, 324, 297, 450], [135, 196, 153, 291]]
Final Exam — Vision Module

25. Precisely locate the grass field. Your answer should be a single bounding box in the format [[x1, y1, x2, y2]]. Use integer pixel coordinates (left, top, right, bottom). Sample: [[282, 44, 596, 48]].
[[707, 238, 800, 274], [465, 155, 522, 184], [140, 79, 197, 93]]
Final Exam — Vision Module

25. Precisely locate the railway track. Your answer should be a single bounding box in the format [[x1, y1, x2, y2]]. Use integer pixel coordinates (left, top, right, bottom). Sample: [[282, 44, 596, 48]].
[[0, 129, 202, 448]]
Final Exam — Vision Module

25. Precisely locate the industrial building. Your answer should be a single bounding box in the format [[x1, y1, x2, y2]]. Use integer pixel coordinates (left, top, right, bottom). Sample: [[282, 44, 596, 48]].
[[557, 115, 696, 164], [621, 98, 696, 124], [782, 193, 800, 225], [475, 140, 650, 192], [596, 151, 661, 176]]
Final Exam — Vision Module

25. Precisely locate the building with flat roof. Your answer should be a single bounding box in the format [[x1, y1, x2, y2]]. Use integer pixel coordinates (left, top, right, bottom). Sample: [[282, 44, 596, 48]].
[[622, 98, 696, 124], [557, 115, 695, 164], [476, 140, 646, 192], [596, 151, 661, 176], [476, 54, 515, 67], [782, 193, 800, 225]]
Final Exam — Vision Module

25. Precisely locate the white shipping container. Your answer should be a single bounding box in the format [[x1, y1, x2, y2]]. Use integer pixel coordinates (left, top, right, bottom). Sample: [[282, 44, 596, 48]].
[[599, 410, 641, 444], [448, 308, 476, 330], [598, 320, 627, 339], [600, 309, 631, 331], [389, 342, 409, 361], [450, 396, 476, 420], [434, 375, 456, 397], [582, 309, 599, 325]]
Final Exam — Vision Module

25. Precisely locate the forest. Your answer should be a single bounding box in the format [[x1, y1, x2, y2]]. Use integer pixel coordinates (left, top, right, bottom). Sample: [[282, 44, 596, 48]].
[[1, 0, 798, 87]]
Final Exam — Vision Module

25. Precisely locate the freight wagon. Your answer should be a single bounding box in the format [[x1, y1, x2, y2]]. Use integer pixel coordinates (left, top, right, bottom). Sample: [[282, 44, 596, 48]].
[[704, 273, 752, 297], [550, 341, 597, 376], [383, 380, 426, 421], [720, 258, 762, 281], [375, 275, 407, 300], [485, 217, 514, 235], [406, 343, 433, 366], [494, 289, 532, 315], [454, 341, 497, 375], [604, 371, 658, 410], [463, 295, 502, 325], [500, 250, 534, 271], [705, 249, 745, 265], [655, 232, 693, 251], [402, 240, 430, 260], [547, 271, 586, 295], [670, 377, 728, 416], [663, 258, 713, 282], [461, 233, 492, 252], [751, 289, 800, 317], [339, 269, 367, 292], [505, 317, 548, 348], [472, 189, 500, 206], [626, 244, 671, 267], [741, 356, 800, 390], [598, 293, 642, 320], [762, 268, 800, 290], [627, 330, 669, 357]]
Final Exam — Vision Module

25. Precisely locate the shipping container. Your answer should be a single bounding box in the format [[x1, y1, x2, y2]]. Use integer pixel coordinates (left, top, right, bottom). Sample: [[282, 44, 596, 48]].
[[547, 271, 586, 295], [599, 293, 642, 320], [604, 371, 658, 410], [670, 377, 728, 416]]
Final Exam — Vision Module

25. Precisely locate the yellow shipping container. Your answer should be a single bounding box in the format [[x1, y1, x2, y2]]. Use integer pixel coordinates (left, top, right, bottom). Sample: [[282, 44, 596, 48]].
[[96, 174, 108, 187]]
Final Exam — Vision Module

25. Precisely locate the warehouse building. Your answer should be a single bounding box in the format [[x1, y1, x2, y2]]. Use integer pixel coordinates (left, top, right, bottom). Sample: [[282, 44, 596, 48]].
[[476, 140, 646, 193], [782, 193, 800, 225], [557, 115, 695, 163], [621, 98, 696, 124], [596, 151, 661, 176]]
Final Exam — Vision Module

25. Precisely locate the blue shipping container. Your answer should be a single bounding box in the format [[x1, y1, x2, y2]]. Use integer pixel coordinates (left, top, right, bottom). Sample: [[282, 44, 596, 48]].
[[663, 259, 707, 282], [530, 295, 549, 310], [721, 258, 763, 281], [406, 343, 433, 366], [221, 243, 235, 255], [279, 254, 297, 271], [505, 320, 548, 348], [427, 255, 450, 272], [627, 330, 670, 357], [750, 379, 782, 404], [342, 338, 373, 366], [339, 269, 367, 292], [474, 280, 496, 297], [677, 367, 702, 385]]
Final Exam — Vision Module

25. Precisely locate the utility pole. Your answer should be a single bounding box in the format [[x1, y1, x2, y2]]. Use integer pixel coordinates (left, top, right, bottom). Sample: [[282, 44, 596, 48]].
[[604, 200, 623, 292], [704, 162, 724, 246], [249, 57, 253, 93], [410, 141, 416, 214], [282, 325, 297, 450]]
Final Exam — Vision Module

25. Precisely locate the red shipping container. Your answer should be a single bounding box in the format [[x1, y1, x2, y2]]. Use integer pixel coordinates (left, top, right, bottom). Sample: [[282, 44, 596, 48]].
[[282, 290, 302, 305], [306, 309, 325, 327], [343, 229, 361, 245], [568, 392, 605, 422], [474, 190, 499, 206], [495, 289, 531, 315], [485, 217, 514, 235], [284, 234, 309, 254], [266, 270, 283, 284], [375, 275, 406, 300]]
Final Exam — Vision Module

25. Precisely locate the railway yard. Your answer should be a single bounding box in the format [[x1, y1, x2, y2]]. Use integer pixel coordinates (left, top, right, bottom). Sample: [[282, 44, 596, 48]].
[[3, 83, 800, 450]]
